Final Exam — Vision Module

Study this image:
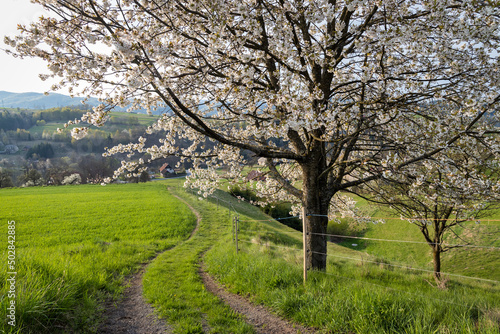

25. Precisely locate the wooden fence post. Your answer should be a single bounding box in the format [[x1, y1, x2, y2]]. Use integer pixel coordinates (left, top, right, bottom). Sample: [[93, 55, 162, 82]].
[[232, 216, 235, 242], [302, 207, 307, 286], [235, 215, 239, 254]]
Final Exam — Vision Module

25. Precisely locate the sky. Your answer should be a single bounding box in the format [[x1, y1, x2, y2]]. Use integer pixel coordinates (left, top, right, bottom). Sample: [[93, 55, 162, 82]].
[[0, 0, 63, 94]]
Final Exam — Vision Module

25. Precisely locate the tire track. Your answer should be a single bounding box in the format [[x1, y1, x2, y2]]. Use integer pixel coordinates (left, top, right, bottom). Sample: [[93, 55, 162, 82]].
[[99, 188, 314, 334], [97, 190, 201, 334], [172, 191, 316, 334]]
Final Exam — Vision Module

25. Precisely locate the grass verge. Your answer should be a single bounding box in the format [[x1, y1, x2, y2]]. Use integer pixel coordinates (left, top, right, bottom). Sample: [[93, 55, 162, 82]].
[[2, 180, 498, 333], [200, 190, 500, 333], [334, 197, 500, 280]]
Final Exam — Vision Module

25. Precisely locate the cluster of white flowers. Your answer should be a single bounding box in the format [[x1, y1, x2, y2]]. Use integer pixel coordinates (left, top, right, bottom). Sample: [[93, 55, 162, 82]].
[[62, 173, 82, 185], [22, 180, 42, 188], [7, 0, 498, 226], [81, 105, 110, 127], [70, 127, 89, 140]]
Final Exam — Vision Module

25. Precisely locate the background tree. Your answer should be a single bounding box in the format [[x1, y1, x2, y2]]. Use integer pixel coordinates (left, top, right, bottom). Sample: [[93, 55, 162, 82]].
[[361, 139, 500, 280], [139, 170, 150, 183], [62, 173, 82, 185], [6, 0, 500, 270], [44, 158, 75, 185], [26, 142, 55, 159], [18, 169, 43, 187], [0, 168, 14, 188], [78, 155, 119, 184]]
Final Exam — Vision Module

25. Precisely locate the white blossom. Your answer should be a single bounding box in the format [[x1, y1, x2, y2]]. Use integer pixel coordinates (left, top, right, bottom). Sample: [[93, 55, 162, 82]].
[[62, 173, 82, 185], [8, 0, 500, 269]]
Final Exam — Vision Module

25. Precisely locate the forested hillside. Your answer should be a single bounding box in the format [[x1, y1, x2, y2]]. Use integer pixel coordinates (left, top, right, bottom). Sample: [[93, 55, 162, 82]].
[[0, 106, 178, 187]]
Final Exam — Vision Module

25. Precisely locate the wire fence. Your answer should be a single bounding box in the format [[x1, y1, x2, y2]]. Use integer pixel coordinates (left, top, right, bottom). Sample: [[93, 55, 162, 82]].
[[238, 227, 500, 285], [237, 239, 496, 310], [308, 213, 500, 224], [177, 184, 499, 312], [310, 250, 500, 284], [233, 214, 500, 286], [240, 229, 500, 249]]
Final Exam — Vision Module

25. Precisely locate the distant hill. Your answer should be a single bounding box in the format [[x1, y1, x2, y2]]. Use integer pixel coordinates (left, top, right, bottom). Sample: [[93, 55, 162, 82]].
[[0, 91, 101, 110], [0, 91, 169, 115]]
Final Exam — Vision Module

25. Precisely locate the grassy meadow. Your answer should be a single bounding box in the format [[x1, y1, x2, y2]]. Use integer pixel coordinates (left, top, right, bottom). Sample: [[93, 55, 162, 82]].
[[205, 196, 500, 333], [0, 182, 196, 333], [148, 183, 500, 333], [0, 180, 499, 333], [27, 111, 157, 136], [327, 195, 500, 281], [142, 183, 257, 333]]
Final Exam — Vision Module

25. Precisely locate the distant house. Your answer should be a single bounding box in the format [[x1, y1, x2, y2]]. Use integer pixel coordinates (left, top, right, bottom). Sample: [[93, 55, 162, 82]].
[[246, 170, 266, 182], [160, 163, 176, 177]]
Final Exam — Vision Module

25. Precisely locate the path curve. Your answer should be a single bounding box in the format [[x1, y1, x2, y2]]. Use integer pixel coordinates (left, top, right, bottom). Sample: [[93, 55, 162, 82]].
[[98, 188, 315, 334], [97, 190, 201, 334], [98, 266, 173, 334], [199, 266, 316, 334], [170, 193, 317, 334]]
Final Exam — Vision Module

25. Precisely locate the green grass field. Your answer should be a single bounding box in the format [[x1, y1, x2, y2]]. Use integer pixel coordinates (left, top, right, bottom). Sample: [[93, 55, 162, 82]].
[[142, 183, 257, 333], [28, 111, 156, 136], [0, 182, 196, 333], [206, 202, 500, 333], [1, 181, 499, 333]]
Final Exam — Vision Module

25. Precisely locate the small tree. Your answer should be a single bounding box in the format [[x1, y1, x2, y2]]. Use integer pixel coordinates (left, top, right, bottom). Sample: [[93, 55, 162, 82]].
[[364, 144, 500, 280], [139, 170, 150, 183], [45, 158, 74, 185], [78, 155, 119, 184], [6, 0, 500, 271], [0, 168, 14, 188], [19, 169, 43, 187], [26, 142, 55, 159], [62, 173, 82, 185]]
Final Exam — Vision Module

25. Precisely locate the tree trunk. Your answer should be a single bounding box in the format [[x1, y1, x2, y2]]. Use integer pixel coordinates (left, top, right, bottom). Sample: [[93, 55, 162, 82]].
[[303, 205, 330, 270], [432, 247, 441, 280], [432, 218, 447, 281], [301, 160, 332, 271]]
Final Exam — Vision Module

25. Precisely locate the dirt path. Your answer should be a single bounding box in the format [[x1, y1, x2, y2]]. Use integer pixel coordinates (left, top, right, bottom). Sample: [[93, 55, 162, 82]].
[[98, 190, 315, 334], [172, 194, 316, 334], [199, 265, 316, 334], [98, 266, 173, 334], [97, 191, 201, 334]]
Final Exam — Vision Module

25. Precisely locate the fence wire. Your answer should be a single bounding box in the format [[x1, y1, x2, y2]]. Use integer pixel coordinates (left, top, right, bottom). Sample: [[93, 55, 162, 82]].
[[238, 224, 500, 250], [238, 236, 500, 285], [237, 239, 497, 310], [310, 251, 500, 284], [236, 227, 498, 284], [180, 186, 498, 287]]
